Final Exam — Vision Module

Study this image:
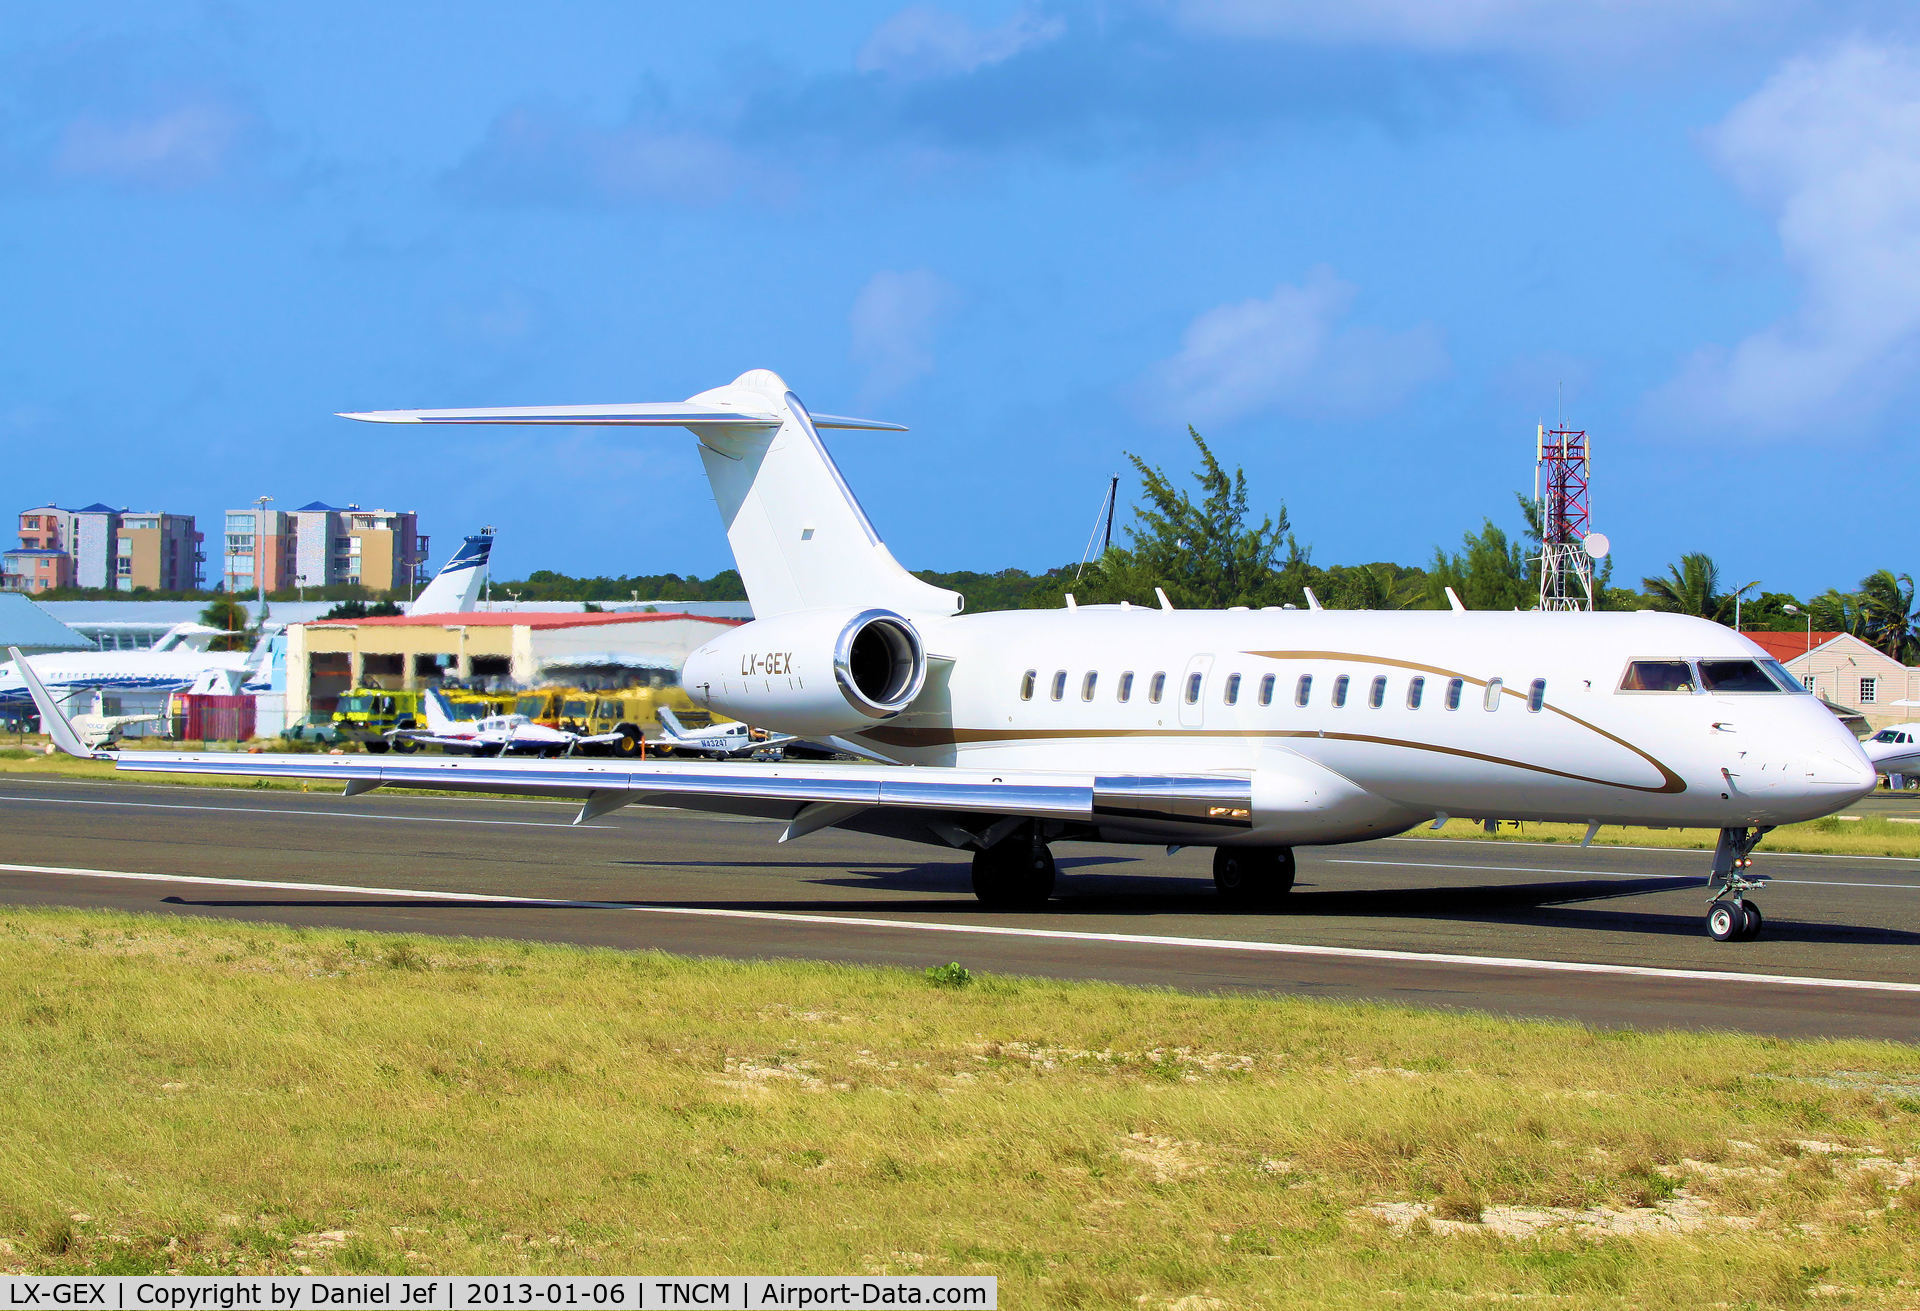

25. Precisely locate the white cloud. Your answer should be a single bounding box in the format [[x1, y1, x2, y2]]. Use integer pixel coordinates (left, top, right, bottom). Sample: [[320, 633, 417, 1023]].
[[857, 5, 1066, 80], [850, 269, 957, 398], [53, 98, 253, 188], [447, 108, 784, 208], [1652, 41, 1920, 436], [1150, 265, 1448, 424], [1171, 0, 1766, 57]]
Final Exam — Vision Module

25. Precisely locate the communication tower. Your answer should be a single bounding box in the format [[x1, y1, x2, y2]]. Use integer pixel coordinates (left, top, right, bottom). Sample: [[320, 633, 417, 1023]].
[[1535, 424, 1606, 611]]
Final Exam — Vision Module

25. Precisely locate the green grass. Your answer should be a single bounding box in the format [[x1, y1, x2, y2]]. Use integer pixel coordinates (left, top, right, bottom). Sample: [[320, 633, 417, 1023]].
[[4, 908, 1920, 1306], [1410, 816, 1920, 858]]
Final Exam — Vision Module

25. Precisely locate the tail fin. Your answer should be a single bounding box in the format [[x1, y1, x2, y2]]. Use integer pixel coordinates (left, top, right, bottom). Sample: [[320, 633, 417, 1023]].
[[422, 688, 457, 735], [342, 371, 961, 619], [407, 529, 493, 616], [656, 705, 687, 739]]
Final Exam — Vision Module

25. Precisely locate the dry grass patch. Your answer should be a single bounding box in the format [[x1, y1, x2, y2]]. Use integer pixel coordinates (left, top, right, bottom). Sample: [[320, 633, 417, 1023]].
[[2, 908, 1920, 1307]]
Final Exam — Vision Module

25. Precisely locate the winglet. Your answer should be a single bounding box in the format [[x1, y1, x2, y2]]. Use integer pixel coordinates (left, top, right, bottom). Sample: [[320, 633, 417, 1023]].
[[8, 646, 98, 759]]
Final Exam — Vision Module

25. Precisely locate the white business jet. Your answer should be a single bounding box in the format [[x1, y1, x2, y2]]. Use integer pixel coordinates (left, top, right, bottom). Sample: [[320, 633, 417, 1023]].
[[0, 621, 264, 713], [650, 705, 795, 759], [1863, 726, 1920, 786], [390, 688, 627, 757], [14, 370, 1876, 941]]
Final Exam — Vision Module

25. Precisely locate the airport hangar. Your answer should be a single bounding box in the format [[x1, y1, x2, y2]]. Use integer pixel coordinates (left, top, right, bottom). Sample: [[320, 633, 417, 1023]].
[[286, 610, 745, 719]]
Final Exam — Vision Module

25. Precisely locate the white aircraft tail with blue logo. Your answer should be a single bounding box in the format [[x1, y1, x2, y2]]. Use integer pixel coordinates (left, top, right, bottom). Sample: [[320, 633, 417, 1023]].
[[406, 529, 494, 616], [342, 372, 960, 620]]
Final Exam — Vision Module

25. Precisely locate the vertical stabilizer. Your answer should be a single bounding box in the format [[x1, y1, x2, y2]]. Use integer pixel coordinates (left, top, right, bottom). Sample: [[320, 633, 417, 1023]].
[[422, 688, 458, 735], [407, 530, 493, 616]]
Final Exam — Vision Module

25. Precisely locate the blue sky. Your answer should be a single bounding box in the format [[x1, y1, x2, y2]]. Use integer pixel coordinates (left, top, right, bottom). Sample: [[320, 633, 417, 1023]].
[[4, 2, 1917, 597]]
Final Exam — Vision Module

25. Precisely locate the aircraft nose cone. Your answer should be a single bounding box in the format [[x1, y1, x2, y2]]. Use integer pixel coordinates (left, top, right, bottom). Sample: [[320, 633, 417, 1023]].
[[1807, 749, 1876, 799]]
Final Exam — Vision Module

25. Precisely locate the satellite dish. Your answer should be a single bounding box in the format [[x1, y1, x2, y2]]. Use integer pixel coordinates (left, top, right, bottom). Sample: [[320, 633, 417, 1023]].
[[1583, 532, 1611, 560]]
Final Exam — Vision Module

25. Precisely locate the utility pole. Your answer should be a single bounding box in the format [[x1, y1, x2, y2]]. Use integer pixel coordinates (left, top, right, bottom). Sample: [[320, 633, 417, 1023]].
[[253, 495, 273, 635]]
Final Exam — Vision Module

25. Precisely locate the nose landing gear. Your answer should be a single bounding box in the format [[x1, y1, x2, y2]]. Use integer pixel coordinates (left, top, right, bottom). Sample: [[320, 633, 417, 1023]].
[[1705, 825, 1772, 941]]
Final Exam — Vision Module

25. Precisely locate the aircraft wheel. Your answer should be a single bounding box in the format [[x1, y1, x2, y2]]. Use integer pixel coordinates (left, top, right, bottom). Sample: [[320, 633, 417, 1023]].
[[1213, 847, 1297, 905], [971, 840, 1056, 909], [1739, 901, 1764, 941], [1706, 900, 1742, 942]]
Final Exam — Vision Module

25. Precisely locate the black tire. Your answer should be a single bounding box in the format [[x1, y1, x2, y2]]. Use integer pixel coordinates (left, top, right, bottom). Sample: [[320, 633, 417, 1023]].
[[391, 737, 419, 754], [611, 728, 640, 758], [1739, 901, 1764, 941], [1706, 900, 1741, 942], [971, 841, 1056, 909], [364, 740, 390, 755], [1213, 847, 1297, 905]]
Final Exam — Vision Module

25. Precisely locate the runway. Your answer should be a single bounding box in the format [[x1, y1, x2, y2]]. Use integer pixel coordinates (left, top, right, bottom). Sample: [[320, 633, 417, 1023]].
[[3, 776, 1919, 1041]]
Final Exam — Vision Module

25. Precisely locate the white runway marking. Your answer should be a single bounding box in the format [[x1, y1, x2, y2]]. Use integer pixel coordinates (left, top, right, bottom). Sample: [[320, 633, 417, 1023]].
[[1331, 856, 1920, 892], [0, 793, 611, 829], [3, 861, 1917, 996]]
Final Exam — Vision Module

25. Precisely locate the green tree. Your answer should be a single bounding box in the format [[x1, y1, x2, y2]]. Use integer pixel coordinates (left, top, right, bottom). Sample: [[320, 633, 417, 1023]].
[[319, 598, 403, 620], [1428, 520, 1532, 611], [198, 597, 252, 651], [1857, 569, 1918, 661], [1064, 428, 1299, 609], [1640, 553, 1756, 625]]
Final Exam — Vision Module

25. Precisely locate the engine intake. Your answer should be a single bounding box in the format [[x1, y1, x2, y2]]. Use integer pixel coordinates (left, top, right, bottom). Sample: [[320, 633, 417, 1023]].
[[682, 608, 929, 738]]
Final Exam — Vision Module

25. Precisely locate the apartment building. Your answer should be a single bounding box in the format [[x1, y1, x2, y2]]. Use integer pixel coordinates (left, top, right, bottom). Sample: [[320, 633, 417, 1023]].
[[287, 502, 429, 595], [4, 503, 202, 593], [223, 508, 298, 595]]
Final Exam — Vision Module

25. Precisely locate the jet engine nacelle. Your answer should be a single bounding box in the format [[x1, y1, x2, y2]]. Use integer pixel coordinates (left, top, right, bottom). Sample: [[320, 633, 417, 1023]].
[[681, 608, 928, 738]]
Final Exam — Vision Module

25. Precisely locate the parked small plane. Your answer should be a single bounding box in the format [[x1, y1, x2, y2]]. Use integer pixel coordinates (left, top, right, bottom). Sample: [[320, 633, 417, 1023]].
[[1863, 726, 1920, 784], [650, 706, 794, 759], [15, 370, 1878, 941], [390, 687, 628, 757]]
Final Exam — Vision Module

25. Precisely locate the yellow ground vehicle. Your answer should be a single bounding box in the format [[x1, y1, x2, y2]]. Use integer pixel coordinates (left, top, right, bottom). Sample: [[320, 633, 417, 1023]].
[[512, 687, 570, 728], [331, 688, 427, 753], [440, 690, 515, 722], [550, 686, 725, 757]]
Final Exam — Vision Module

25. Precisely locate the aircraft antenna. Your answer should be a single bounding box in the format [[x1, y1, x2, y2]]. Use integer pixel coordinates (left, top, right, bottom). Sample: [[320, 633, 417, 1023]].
[[1536, 420, 1597, 611]]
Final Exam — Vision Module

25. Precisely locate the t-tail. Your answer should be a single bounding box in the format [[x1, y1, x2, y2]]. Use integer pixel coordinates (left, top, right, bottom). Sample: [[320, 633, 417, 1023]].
[[342, 371, 960, 619], [406, 528, 494, 616]]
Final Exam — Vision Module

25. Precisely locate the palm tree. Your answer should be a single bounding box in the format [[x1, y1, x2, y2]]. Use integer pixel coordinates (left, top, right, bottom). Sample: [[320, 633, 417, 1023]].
[[1641, 553, 1756, 626], [1857, 570, 1918, 661]]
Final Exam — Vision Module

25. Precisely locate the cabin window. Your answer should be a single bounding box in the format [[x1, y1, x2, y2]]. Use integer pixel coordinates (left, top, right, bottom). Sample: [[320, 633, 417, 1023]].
[[1295, 674, 1312, 707], [1527, 678, 1546, 712], [1332, 675, 1349, 708], [1020, 670, 1036, 701], [1118, 671, 1134, 703], [1618, 660, 1695, 693], [1407, 676, 1425, 709], [1185, 672, 1203, 705], [1149, 672, 1166, 703], [1484, 677, 1503, 711], [1223, 673, 1241, 706], [1698, 659, 1780, 694], [1051, 670, 1067, 701], [1082, 671, 1098, 701], [1368, 675, 1386, 709], [1259, 674, 1275, 706], [1445, 677, 1463, 710]]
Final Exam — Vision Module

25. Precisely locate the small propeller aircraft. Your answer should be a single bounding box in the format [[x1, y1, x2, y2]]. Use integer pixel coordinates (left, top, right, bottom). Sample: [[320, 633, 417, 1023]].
[[390, 687, 628, 757], [648, 705, 794, 760]]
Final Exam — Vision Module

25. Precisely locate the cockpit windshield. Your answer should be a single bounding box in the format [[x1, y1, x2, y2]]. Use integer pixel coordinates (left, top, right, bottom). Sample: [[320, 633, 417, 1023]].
[[1619, 660, 1695, 692], [1872, 728, 1914, 745], [1698, 659, 1778, 693], [1619, 657, 1808, 694]]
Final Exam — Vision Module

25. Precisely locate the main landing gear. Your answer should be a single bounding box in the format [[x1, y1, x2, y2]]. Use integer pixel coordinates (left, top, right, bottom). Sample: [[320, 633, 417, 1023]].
[[1705, 825, 1772, 942], [1213, 847, 1297, 906], [971, 833, 1056, 909]]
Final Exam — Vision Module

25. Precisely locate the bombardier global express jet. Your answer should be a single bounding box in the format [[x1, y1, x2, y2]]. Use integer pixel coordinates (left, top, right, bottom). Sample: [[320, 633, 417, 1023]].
[[16, 370, 1876, 941]]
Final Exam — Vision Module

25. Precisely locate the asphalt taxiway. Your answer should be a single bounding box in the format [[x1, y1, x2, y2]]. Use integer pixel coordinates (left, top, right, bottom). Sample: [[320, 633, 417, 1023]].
[[2, 776, 1918, 1041]]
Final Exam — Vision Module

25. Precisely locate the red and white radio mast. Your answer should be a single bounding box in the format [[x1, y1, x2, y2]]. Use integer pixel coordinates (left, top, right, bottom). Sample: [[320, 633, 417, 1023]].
[[1535, 424, 1606, 611]]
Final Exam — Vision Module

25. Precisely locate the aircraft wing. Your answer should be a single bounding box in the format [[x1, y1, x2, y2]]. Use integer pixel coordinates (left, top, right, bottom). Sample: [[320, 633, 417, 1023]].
[[12, 647, 1254, 844], [390, 731, 489, 750]]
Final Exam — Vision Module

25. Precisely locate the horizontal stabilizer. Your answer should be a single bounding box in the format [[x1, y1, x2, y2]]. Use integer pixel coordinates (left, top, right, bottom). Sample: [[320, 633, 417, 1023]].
[[340, 403, 907, 433]]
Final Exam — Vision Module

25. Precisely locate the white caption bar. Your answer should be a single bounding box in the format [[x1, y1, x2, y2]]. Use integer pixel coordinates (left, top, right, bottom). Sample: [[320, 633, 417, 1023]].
[[0, 1278, 995, 1311]]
